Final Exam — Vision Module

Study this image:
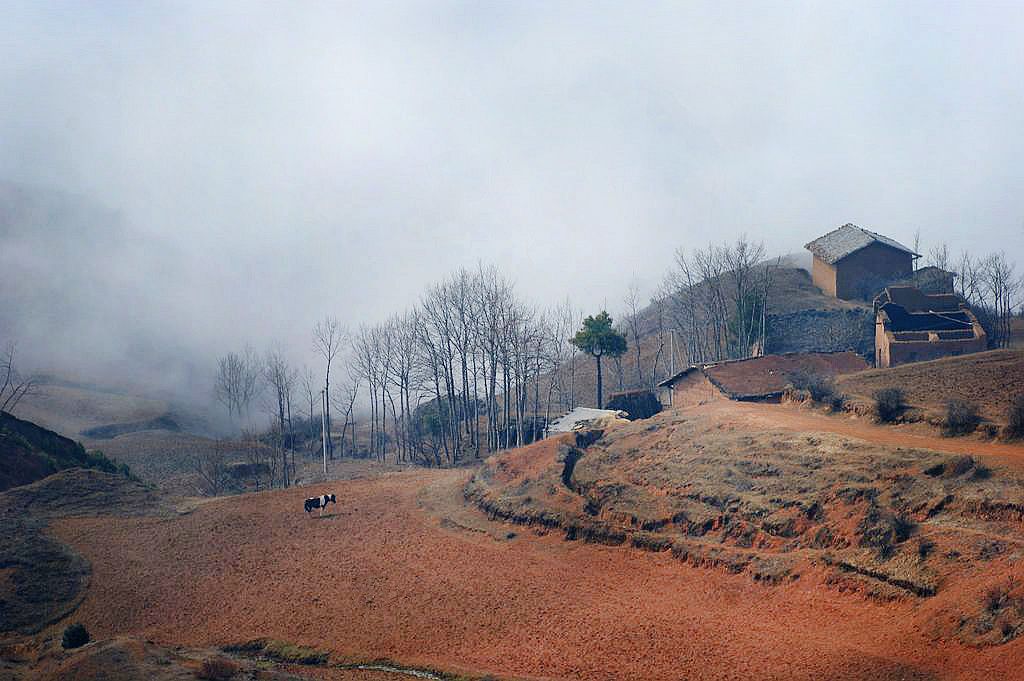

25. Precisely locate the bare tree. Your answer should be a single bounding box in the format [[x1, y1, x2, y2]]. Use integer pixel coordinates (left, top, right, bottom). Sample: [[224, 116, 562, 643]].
[[661, 237, 771, 364], [263, 348, 297, 487], [313, 316, 346, 459], [213, 347, 261, 421], [912, 227, 922, 272], [300, 365, 319, 441], [624, 278, 645, 388], [0, 341, 39, 414], [192, 440, 234, 496], [982, 252, 1021, 348], [927, 242, 951, 271], [331, 366, 362, 459], [241, 428, 271, 491]]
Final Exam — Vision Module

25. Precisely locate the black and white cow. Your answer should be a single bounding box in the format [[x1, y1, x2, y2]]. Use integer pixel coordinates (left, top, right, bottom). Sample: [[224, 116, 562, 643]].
[[304, 493, 336, 516]]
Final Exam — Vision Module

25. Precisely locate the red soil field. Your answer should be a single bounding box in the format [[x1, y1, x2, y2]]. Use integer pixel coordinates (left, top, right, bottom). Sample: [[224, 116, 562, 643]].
[[51, 457, 1024, 681]]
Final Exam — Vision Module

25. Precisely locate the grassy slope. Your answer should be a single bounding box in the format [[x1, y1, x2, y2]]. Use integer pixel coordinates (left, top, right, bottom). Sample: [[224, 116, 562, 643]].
[[837, 349, 1024, 424], [0, 410, 125, 492]]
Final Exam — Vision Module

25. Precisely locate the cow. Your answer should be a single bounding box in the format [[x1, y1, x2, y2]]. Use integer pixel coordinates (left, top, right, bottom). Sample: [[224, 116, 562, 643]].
[[304, 493, 336, 516]]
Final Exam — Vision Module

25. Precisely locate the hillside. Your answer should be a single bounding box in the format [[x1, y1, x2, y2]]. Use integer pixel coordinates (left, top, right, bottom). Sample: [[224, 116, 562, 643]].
[[468, 406, 1024, 619], [837, 350, 1024, 424], [0, 468, 170, 642], [0, 410, 126, 492], [12, 377, 223, 493], [560, 266, 870, 409], [3, 394, 1013, 679]]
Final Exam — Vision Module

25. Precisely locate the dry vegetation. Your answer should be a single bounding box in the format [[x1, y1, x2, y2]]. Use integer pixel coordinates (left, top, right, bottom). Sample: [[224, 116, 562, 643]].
[[8, 402, 1016, 680], [468, 409, 1024, 612], [837, 350, 1024, 424]]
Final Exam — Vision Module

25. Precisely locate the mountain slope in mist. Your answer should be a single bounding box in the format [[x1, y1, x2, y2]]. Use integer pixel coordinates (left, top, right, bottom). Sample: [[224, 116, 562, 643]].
[[0, 180, 208, 398]]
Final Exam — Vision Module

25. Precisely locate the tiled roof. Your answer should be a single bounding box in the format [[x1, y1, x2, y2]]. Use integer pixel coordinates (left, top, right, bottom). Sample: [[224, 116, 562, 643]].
[[805, 223, 919, 265]]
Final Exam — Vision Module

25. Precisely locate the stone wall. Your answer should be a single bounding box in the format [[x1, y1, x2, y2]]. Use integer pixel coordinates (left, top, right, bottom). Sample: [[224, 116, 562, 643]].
[[766, 308, 875, 358]]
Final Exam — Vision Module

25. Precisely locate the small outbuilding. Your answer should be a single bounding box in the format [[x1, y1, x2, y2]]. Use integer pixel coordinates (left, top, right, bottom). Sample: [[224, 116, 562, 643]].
[[805, 224, 919, 300]]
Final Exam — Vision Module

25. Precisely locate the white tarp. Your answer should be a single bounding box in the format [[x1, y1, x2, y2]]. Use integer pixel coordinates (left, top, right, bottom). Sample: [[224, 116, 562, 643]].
[[545, 407, 626, 437]]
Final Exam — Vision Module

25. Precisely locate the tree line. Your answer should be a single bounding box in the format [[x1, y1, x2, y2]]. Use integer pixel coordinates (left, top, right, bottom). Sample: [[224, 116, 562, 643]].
[[211, 234, 1023, 486], [925, 244, 1021, 348], [213, 265, 622, 476]]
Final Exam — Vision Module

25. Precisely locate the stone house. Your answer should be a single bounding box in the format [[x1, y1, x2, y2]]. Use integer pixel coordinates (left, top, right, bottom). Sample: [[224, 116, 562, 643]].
[[805, 224, 919, 300]]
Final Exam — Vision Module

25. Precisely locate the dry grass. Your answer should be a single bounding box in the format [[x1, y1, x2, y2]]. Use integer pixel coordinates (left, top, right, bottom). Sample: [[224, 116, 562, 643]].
[[839, 350, 1024, 424], [13, 380, 170, 438], [469, 407, 1024, 604]]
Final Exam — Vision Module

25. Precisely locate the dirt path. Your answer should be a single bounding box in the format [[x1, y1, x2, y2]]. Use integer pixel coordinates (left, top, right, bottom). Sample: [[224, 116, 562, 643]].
[[706, 400, 1024, 468], [51, 470, 1024, 681]]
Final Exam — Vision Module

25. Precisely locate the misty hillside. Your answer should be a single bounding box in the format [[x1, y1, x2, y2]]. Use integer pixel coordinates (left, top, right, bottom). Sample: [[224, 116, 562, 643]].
[[0, 409, 126, 491], [0, 180, 208, 397]]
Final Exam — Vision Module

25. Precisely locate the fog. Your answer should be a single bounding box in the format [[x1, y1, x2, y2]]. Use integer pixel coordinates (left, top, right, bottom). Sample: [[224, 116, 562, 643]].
[[1, 1, 1023, 400]]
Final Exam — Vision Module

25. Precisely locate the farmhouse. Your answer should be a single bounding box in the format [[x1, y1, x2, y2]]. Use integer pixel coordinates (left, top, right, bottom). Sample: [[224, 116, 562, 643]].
[[805, 224, 919, 300], [874, 286, 987, 368]]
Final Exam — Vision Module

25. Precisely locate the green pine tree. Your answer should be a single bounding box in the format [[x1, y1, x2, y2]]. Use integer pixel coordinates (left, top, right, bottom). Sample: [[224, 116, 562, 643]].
[[570, 311, 628, 408]]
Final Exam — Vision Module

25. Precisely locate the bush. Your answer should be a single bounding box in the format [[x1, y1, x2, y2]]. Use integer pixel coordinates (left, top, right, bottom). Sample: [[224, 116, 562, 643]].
[[1007, 394, 1024, 440], [873, 388, 906, 423], [225, 639, 329, 666], [61, 623, 90, 649], [943, 399, 981, 437], [788, 368, 836, 404], [196, 657, 240, 680]]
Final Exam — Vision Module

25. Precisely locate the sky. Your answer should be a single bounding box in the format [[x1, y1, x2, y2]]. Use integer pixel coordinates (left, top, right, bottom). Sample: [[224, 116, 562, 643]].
[[1, 1, 1023, 396]]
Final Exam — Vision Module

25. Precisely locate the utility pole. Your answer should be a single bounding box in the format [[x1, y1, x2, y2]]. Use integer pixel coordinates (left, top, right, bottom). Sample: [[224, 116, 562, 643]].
[[320, 389, 328, 475], [669, 329, 675, 376]]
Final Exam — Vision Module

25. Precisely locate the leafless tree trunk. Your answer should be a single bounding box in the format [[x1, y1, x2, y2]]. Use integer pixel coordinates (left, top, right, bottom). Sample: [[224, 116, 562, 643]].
[[192, 440, 233, 496], [0, 341, 39, 414], [213, 347, 261, 423], [313, 317, 346, 459], [263, 349, 296, 487], [300, 365, 318, 442], [624, 279, 644, 388]]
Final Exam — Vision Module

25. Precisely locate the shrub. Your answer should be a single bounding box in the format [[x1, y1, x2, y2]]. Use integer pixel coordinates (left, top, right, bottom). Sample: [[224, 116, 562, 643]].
[[1007, 394, 1024, 440], [943, 399, 981, 437], [196, 657, 240, 680], [873, 388, 906, 423], [788, 369, 836, 404], [61, 623, 90, 649], [261, 639, 328, 665], [984, 580, 1017, 614]]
